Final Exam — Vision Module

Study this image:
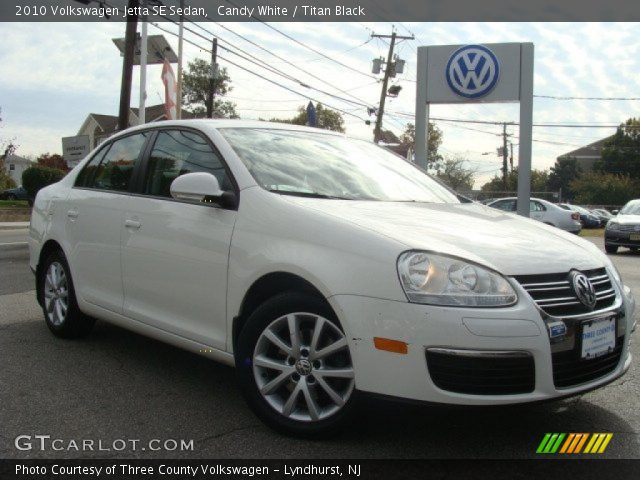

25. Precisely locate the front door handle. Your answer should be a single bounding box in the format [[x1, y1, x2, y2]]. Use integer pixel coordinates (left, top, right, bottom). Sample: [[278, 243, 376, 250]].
[[124, 219, 141, 230]]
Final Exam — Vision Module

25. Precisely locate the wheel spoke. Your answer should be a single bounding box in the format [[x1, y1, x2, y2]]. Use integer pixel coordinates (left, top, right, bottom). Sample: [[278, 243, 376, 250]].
[[55, 301, 64, 324], [46, 297, 55, 313], [309, 317, 325, 357], [254, 354, 291, 372], [282, 383, 302, 416], [301, 381, 320, 421], [260, 370, 292, 395], [316, 367, 354, 379], [312, 337, 347, 360], [287, 314, 301, 357], [314, 375, 345, 406], [44, 289, 54, 300], [263, 329, 292, 356]]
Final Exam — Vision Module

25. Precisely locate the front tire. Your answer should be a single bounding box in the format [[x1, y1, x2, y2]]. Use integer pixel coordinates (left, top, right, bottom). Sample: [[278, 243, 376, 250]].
[[236, 292, 357, 437], [605, 244, 618, 254], [39, 250, 94, 338]]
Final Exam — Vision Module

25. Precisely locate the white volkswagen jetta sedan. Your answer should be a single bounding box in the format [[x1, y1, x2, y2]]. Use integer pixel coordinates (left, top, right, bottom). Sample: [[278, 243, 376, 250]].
[[29, 121, 635, 436]]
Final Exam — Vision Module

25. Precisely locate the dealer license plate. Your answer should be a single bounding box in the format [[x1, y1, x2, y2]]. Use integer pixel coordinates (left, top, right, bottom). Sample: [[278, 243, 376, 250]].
[[630, 233, 640, 241], [581, 317, 616, 360]]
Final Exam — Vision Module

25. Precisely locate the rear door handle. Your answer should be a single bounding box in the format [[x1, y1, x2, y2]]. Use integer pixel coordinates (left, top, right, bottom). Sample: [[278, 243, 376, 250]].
[[67, 209, 78, 219], [124, 219, 141, 230]]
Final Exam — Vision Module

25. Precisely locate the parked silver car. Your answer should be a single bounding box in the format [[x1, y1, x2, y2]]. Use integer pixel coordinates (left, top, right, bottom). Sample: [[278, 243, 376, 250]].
[[486, 197, 582, 233], [605, 199, 640, 254]]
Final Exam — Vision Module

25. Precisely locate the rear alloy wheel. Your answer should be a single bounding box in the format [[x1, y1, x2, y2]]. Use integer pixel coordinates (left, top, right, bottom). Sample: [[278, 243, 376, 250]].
[[40, 250, 95, 338], [236, 292, 357, 437]]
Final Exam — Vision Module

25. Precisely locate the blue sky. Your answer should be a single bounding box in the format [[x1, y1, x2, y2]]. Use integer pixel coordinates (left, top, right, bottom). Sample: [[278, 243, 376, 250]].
[[1, 21, 639, 187]]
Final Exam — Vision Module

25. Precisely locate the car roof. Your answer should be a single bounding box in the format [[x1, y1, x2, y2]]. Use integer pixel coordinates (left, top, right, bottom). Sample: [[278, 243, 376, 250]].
[[106, 119, 346, 141]]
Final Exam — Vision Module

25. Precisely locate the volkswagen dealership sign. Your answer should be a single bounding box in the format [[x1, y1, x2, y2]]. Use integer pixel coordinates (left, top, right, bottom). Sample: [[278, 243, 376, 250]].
[[414, 42, 534, 216], [445, 45, 500, 99]]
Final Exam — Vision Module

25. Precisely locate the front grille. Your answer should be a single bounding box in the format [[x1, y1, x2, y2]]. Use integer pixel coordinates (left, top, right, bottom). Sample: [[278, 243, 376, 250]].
[[426, 350, 535, 395], [552, 341, 623, 388], [617, 224, 640, 232], [514, 268, 616, 317]]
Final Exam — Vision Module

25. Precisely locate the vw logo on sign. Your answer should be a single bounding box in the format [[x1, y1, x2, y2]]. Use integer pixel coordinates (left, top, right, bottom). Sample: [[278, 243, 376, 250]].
[[570, 271, 597, 310], [446, 45, 500, 99]]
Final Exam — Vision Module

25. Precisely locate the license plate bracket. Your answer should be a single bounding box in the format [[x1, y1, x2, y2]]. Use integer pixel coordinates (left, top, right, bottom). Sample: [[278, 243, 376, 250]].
[[629, 233, 640, 241], [581, 316, 616, 360]]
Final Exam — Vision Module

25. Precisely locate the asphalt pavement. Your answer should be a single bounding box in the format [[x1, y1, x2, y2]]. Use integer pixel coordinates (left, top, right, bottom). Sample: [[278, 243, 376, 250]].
[[0, 232, 638, 459]]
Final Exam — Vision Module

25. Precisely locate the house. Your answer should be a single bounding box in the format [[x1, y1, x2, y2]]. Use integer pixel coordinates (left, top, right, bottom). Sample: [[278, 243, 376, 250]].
[[3, 153, 33, 186], [556, 136, 613, 172], [76, 104, 198, 151]]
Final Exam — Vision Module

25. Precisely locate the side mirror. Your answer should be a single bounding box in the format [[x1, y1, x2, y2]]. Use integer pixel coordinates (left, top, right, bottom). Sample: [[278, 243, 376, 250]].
[[170, 172, 237, 208]]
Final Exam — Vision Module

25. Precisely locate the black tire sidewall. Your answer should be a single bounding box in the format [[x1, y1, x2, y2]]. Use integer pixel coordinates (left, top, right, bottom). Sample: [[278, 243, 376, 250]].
[[235, 292, 358, 438]]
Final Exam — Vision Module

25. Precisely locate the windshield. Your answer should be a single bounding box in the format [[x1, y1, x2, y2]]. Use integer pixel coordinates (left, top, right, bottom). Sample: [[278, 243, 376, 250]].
[[219, 128, 459, 203], [620, 200, 640, 215]]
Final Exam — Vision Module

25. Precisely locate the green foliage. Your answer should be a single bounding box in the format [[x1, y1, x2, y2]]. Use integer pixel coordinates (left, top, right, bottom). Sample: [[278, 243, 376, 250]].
[[0, 158, 16, 190], [37, 153, 69, 172], [548, 156, 582, 199], [481, 168, 550, 193], [181, 59, 239, 119], [267, 103, 345, 133], [434, 156, 476, 192], [399, 122, 443, 168], [597, 118, 640, 178], [570, 172, 639, 205], [21, 165, 65, 198]]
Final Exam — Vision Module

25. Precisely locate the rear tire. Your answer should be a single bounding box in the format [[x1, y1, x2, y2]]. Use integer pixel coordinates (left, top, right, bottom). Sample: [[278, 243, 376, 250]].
[[235, 292, 358, 438], [39, 250, 94, 338], [605, 244, 618, 254]]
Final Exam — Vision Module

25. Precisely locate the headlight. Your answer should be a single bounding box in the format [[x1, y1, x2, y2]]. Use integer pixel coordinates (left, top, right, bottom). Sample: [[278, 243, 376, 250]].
[[606, 221, 619, 230], [397, 251, 517, 307]]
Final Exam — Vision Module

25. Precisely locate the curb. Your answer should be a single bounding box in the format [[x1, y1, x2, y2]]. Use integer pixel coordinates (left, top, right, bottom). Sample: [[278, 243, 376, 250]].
[[0, 223, 30, 231]]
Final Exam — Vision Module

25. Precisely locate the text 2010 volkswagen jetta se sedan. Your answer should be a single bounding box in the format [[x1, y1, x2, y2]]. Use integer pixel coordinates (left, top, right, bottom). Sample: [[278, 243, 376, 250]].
[[29, 121, 636, 436]]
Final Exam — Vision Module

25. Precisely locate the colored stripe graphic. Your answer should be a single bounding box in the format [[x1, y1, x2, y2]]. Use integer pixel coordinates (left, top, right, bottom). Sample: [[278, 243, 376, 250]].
[[538, 433, 613, 454]]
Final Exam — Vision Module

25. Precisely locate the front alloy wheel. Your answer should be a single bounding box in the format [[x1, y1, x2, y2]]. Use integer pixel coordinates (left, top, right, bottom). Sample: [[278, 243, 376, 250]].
[[236, 292, 358, 437], [44, 261, 69, 326], [253, 312, 354, 422]]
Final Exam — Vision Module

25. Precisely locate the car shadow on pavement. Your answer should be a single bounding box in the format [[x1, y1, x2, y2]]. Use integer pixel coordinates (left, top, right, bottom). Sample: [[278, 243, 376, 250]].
[[1, 318, 637, 459]]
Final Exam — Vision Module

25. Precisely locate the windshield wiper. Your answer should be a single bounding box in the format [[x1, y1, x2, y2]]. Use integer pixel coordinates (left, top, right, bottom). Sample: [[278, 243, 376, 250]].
[[268, 189, 355, 200]]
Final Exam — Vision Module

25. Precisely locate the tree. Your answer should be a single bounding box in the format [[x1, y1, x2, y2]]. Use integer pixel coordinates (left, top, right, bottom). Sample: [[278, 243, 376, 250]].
[[399, 122, 443, 169], [481, 168, 550, 193], [22, 165, 66, 199], [37, 153, 69, 173], [267, 103, 345, 133], [181, 59, 239, 118], [0, 107, 18, 190], [548, 156, 582, 200], [435, 156, 476, 192], [597, 118, 640, 179], [570, 172, 639, 205]]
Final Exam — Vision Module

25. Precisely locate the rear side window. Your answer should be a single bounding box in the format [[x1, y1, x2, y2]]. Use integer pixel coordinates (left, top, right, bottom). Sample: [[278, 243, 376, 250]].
[[143, 130, 230, 198], [75, 133, 148, 192], [493, 199, 516, 212]]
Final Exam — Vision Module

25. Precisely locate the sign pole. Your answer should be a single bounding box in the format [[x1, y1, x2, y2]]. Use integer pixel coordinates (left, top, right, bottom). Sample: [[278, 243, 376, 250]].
[[516, 43, 534, 217], [415, 47, 428, 169], [139, 0, 148, 124]]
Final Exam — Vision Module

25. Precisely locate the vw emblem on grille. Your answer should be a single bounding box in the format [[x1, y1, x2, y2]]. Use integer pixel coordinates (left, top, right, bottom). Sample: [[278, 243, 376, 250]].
[[295, 359, 312, 376], [446, 45, 500, 99], [570, 271, 597, 310]]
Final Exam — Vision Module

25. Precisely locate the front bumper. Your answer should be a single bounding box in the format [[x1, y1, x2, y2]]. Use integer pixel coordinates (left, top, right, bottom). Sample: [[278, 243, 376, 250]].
[[328, 282, 635, 405], [605, 231, 640, 248]]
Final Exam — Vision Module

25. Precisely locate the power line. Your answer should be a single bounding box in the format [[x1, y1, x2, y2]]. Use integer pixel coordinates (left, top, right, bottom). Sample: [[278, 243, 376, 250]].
[[149, 21, 369, 123], [534, 94, 640, 101]]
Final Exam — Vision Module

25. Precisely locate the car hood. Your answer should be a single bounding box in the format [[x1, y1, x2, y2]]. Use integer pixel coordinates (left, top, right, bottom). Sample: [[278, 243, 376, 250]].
[[614, 214, 640, 225], [283, 198, 604, 276]]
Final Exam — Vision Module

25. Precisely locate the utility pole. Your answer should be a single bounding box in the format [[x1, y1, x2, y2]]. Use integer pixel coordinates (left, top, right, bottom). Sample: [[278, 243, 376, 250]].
[[118, 0, 139, 131], [502, 123, 509, 190], [206, 38, 218, 119], [509, 142, 514, 172], [176, 0, 185, 119], [371, 30, 413, 143]]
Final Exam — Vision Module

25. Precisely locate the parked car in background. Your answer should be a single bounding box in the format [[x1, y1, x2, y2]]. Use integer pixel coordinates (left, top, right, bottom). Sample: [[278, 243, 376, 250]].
[[605, 199, 640, 254], [559, 204, 601, 228], [590, 208, 614, 227], [0, 185, 29, 201], [487, 197, 581, 234]]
